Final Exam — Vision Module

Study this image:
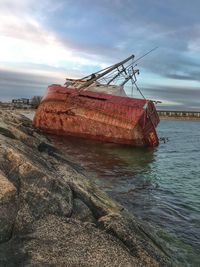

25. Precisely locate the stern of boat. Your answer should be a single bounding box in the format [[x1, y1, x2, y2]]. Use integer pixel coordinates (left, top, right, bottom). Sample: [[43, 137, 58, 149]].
[[141, 101, 160, 146]]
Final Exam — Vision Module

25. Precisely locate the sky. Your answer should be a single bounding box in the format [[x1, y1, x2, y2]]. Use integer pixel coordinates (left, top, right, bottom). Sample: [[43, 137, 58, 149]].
[[0, 0, 200, 111]]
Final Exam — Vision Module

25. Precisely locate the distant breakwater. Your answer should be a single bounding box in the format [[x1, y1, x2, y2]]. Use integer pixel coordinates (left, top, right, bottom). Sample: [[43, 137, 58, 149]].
[[158, 110, 200, 120]]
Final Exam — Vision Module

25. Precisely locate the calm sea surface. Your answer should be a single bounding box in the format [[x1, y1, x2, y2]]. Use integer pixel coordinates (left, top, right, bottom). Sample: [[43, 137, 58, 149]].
[[49, 120, 200, 267]]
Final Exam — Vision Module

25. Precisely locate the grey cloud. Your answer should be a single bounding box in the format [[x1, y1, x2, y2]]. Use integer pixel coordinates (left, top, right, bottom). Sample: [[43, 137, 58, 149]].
[[3, 0, 199, 80], [52, 0, 200, 83], [0, 0, 200, 111], [140, 85, 200, 111], [165, 73, 200, 82], [0, 70, 63, 101], [138, 48, 200, 82]]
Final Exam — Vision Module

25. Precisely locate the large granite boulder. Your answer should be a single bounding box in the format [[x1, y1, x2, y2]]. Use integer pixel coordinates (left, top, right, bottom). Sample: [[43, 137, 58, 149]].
[[0, 110, 175, 266]]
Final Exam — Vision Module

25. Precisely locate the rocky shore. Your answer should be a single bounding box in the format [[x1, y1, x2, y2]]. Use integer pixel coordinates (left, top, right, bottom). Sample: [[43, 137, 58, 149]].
[[0, 110, 175, 266]]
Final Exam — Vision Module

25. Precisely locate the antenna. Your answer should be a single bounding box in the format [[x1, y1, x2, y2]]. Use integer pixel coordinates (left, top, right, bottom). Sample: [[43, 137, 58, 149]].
[[133, 47, 158, 64]]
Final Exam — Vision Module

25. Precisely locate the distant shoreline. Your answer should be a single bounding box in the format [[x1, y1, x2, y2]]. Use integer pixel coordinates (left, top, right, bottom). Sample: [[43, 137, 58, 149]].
[[159, 116, 200, 121], [157, 110, 200, 121]]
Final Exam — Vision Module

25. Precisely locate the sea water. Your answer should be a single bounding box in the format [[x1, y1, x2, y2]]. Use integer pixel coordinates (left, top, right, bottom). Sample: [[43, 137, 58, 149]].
[[50, 120, 200, 266]]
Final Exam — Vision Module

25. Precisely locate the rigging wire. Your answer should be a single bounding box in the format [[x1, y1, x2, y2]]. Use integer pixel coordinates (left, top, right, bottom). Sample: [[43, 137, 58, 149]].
[[131, 78, 146, 99], [133, 47, 158, 64]]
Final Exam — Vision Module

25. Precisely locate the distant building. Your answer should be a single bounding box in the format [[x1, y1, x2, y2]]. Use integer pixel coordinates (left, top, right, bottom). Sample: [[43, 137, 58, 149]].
[[11, 98, 30, 109], [12, 98, 30, 105]]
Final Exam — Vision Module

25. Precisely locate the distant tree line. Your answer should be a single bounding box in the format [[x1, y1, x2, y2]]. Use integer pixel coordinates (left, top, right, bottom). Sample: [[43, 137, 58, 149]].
[[31, 96, 42, 108]]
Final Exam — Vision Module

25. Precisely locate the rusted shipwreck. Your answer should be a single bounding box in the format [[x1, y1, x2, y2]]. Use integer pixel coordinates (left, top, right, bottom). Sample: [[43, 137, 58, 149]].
[[33, 55, 160, 147]]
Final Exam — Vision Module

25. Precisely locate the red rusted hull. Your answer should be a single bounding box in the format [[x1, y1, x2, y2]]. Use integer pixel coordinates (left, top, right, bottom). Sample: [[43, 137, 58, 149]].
[[33, 85, 160, 147]]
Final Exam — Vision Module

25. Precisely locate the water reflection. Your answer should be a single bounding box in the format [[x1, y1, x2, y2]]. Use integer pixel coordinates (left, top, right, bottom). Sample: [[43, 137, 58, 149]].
[[49, 134, 156, 193]]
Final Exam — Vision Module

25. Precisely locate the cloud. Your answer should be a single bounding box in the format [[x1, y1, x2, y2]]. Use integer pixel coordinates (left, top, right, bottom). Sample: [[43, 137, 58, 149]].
[[0, 69, 63, 101], [188, 26, 200, 53], [0, 1, 115, 73], [140, 85, 200, 111], [1, 0, 200, 75], [165, 72, 200, 82], [0, 0, 200, 110], [0, 13, 103, 67]]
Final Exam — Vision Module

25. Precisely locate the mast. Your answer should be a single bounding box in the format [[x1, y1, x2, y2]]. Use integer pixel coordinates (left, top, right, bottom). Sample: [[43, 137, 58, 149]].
[[80, 54, 134, 89], [107, 65, 128, 85], [120, 69, 139, 86]]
